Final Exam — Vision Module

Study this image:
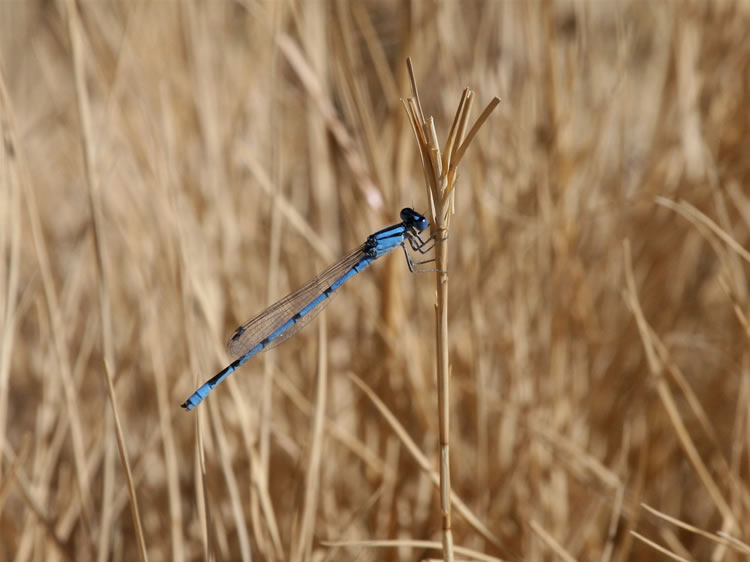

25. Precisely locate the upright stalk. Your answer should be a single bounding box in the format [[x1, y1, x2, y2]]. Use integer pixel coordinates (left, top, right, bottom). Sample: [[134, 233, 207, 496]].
[[434, 223, 453, 558], [403, 57, 499, 562]]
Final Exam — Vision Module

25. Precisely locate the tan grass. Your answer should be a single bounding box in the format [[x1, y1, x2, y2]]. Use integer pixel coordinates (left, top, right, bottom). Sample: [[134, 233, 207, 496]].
[[2, 1, 750, 561]]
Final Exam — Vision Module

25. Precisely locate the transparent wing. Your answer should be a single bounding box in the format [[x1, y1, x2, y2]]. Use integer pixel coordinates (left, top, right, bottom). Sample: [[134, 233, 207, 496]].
[[226, 244, 370, 358]]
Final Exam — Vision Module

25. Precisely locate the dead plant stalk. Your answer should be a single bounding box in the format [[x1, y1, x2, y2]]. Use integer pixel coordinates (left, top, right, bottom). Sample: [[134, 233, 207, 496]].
[[403, 58, 499, 562]]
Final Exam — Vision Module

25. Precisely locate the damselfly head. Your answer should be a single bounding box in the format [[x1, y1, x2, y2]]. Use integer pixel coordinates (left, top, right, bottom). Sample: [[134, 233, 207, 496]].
[[400, 208, 429, 232]]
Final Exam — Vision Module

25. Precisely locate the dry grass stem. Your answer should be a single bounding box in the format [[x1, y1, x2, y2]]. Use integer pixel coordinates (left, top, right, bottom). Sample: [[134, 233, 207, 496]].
[[623, 241, 736, 528], [64, 0, 147, 559], [403, 57, 499, 562], [642, 503, 750, 556], [529, 519, 577, 562], [346, 371, 501, 548], [631, 530, 691, 562], [321, 538, 506, 562], [292, 316, 328, 562]]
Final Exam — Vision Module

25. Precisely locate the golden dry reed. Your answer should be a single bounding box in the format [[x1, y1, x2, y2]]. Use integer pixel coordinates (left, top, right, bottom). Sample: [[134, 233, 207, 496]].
[[1, 1, 750, 561]]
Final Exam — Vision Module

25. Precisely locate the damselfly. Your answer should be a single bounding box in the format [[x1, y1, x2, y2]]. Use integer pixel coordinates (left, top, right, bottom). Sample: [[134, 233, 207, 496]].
[[181, 208, 438, 410]]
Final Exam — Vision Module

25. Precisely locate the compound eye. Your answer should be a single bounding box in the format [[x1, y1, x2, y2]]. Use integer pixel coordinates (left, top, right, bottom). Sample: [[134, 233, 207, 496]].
[[400, 208, 429, 231], [400, 208, 414, 222]]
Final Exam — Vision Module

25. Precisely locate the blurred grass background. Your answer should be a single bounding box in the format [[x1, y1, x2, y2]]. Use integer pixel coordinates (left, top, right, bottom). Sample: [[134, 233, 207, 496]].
[[2, 1, 750, 560]]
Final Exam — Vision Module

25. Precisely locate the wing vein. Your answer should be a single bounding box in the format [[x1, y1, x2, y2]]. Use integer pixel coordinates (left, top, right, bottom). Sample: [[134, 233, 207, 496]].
[[226, 244, 369, 358]]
